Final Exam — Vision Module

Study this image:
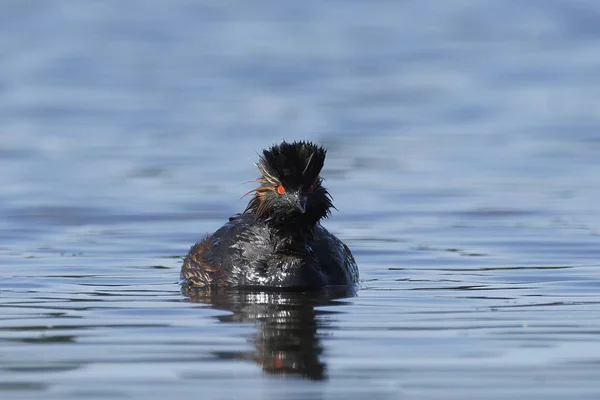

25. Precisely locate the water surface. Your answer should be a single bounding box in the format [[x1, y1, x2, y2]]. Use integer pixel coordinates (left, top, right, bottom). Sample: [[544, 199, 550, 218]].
[[1, 1, 600, 399]]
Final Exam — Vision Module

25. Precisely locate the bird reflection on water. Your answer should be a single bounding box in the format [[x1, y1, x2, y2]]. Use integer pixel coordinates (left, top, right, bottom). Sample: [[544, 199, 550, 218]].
[[183, 286, 357, 380]]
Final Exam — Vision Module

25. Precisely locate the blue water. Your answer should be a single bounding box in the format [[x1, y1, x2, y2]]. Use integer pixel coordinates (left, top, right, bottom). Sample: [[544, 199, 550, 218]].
[[2, 1, 600, 399]]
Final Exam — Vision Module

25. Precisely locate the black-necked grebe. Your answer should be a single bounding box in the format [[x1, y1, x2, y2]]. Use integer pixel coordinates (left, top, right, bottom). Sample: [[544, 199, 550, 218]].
[[181, 140, 358, 289]]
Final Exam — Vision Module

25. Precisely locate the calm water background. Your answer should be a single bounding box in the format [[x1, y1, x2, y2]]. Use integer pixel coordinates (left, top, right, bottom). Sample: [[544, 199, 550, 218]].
[[2, 1, 600, 399]]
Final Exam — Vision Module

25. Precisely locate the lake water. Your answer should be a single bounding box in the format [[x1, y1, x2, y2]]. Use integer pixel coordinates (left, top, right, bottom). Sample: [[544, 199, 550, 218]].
[[1, 1, 600, 399]]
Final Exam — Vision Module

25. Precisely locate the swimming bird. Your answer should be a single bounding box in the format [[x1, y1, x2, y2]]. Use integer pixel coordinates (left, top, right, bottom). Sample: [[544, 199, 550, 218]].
[[181, 140, 358, 289]]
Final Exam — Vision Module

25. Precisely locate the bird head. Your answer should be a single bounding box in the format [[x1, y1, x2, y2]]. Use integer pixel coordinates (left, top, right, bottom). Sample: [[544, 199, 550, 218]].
[[244, 141, 334, 227]]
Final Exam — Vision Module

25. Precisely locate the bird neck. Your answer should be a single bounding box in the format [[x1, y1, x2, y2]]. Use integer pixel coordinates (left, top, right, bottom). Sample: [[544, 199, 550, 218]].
[[260, 213, 317, 252]]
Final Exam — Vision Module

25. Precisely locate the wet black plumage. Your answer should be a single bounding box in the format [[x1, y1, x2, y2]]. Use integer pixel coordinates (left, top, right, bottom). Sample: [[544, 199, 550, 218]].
[[181, 140, 359, 289]]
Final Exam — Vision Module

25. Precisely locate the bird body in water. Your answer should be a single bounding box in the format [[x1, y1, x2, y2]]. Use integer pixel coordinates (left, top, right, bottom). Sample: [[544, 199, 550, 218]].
[[181, 141, 359, 289]]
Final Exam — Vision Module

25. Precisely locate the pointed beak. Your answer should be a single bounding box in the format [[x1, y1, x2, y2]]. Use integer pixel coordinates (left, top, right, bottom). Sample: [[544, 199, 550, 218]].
[[290, 193, 307, 214]]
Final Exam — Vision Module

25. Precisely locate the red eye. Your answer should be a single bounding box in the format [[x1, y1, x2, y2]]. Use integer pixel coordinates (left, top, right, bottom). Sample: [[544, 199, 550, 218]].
[[277, 185, 286, 194]]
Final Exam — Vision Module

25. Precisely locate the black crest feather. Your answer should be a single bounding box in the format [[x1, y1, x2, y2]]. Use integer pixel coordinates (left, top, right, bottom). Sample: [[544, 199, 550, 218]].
[[258, 141, 326, 189]]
